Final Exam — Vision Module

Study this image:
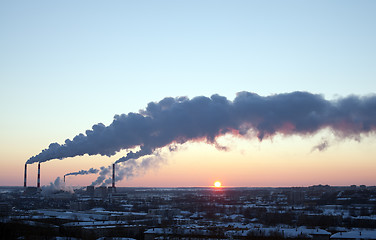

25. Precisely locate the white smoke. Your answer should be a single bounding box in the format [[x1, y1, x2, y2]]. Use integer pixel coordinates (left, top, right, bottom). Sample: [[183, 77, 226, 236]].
[[42, 177, 74, 194]]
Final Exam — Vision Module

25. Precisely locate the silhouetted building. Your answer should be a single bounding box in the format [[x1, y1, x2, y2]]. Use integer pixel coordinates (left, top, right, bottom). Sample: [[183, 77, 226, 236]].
[[95, 186, 108, 198], [86, 186, 94, 196]]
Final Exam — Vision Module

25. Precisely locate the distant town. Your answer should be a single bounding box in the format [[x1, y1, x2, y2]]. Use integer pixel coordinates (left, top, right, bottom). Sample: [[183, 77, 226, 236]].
[[1, 184, 376, 239]]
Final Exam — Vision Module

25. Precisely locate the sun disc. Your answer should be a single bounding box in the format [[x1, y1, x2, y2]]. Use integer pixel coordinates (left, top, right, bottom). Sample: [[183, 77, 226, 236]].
[[214, 181, 222, 188]]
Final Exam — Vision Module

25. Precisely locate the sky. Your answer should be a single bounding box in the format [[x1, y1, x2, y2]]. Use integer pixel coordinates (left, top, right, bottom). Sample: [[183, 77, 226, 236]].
[[0, 1, 375, 188]]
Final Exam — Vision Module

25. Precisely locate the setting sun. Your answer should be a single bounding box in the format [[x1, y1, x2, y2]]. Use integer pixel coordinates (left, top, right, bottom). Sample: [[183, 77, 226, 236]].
[[214, 181, 222, 188]]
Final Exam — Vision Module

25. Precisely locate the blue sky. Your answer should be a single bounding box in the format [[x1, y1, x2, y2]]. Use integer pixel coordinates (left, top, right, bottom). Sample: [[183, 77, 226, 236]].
[[1, 1, 375, 186]]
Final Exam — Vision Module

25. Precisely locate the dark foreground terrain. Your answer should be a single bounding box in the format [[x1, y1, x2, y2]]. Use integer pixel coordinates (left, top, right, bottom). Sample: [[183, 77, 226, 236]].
[[1, 185, 376, 239]]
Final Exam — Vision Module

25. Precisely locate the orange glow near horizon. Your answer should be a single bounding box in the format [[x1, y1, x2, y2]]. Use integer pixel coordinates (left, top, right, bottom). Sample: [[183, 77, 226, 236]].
[[1, 131, 376, 187]]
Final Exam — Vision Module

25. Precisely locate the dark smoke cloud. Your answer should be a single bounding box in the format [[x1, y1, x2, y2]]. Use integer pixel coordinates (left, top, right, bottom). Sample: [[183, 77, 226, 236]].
[[26, 92, 376, 165], [64, 168, 99, 177]]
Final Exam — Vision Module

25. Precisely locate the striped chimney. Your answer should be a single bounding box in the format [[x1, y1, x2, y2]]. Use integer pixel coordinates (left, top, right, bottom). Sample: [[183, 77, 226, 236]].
[[37, 162, 40, 188], [24, 164, 27, 188], [112, 163, 115, 189]]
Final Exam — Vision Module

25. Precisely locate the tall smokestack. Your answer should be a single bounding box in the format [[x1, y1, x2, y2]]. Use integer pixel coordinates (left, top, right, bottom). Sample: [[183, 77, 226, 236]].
[[112, 163, 116, 192], [37, 162, 40, 188], [64, 175, 66, 183], [24, 164, 27, 188]]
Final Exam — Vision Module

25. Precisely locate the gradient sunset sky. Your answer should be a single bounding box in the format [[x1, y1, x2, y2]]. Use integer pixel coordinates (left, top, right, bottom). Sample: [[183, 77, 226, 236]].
[[1, 1, 375, 187]]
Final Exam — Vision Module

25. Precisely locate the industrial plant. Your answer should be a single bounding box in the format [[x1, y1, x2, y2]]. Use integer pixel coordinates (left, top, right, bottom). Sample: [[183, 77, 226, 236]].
[[5, 91, 376, 239]]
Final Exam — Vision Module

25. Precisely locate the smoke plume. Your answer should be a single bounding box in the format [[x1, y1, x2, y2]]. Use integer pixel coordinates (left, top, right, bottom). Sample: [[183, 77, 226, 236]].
[[91, 166, 111, 186], [92, 153, 166, 186], [311, 140, 330, 152], [26, 91, 376, 166], [42, 177, 73, 194], [64, 168, 99, 177]]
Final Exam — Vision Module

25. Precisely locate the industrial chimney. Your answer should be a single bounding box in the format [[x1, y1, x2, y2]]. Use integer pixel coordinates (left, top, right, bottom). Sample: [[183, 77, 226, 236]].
[[64, 175, 66, 183], [37, 162, 41, 188], [24, 164, 27, 188], [112, 163, 116, 192]]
